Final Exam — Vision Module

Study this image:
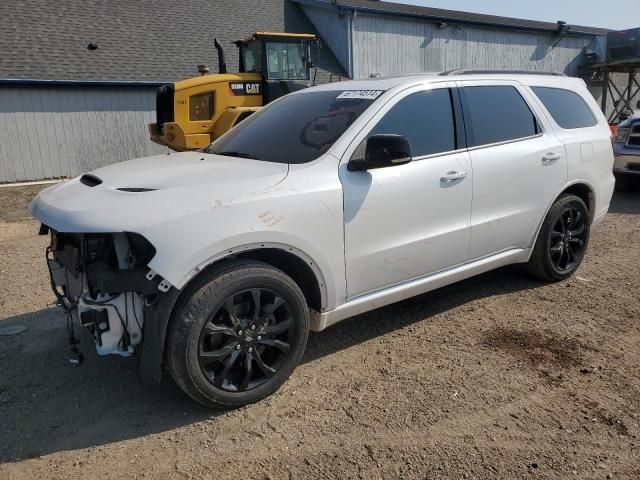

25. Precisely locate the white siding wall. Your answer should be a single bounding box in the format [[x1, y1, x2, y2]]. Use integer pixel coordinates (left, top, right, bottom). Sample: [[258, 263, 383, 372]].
[[352, 14, 595, 79], [0, 86, 166, 183]]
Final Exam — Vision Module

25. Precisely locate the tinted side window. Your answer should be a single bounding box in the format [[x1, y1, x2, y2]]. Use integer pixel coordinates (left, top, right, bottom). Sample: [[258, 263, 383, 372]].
[[531, 87, 598, 129], [462, 86, 539, 147], [369, 89, 456, 157]]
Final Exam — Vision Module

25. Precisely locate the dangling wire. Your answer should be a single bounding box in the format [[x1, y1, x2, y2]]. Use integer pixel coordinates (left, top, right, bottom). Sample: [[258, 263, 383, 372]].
[[82, 296, 131, 349], [46, 244, 84, 364], [131, 292, 143, 333]]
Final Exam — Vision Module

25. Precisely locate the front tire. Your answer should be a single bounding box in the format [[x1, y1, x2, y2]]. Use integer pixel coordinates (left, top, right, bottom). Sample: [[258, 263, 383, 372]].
[[526, 194, 590, 282], [167, 260, 309, 408]]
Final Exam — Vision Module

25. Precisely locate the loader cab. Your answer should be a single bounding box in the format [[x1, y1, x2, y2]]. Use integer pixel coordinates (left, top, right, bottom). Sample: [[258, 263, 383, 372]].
[[236, 32, 316, 103], [149, 32, 317, 151]]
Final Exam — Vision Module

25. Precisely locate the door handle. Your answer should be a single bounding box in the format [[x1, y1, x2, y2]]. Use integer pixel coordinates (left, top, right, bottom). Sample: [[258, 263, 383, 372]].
[[440, 171, 468, 183], [542, 152, 562, 164]]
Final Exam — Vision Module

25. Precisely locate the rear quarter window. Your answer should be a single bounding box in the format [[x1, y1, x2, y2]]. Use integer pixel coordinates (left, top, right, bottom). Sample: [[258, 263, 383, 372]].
[[531, 87, 598, 129]]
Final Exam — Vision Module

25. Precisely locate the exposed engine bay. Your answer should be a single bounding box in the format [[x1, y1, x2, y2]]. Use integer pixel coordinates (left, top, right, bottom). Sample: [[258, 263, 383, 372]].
[[45, 228, 162, 357]]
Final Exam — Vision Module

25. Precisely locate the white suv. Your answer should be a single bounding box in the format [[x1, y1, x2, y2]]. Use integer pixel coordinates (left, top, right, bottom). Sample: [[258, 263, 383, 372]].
[[31, 71, 615, 407]]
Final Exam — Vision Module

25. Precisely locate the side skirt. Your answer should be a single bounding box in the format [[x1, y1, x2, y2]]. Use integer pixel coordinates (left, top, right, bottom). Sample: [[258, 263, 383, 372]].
[[310, 248, 530, 332]]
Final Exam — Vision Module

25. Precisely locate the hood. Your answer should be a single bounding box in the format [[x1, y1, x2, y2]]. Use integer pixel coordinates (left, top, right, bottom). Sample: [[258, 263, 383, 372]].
[[89, 151, 286, 190], [30, 151, 289, 232]]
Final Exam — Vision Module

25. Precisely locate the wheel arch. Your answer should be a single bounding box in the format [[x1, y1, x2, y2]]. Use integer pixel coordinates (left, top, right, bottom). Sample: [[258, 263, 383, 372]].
[[178, 242, 328, 313], [528, 180, 596, 255], [138, 244, 328, 385], [560, 181, 596, 225]]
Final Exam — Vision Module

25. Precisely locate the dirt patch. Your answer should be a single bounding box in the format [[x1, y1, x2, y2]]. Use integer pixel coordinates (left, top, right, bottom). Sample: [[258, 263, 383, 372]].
[[0, 190, 639, 480], [481, 327, 588, 385], [0, 184, 50, 222], [596, 410, 630, 436]]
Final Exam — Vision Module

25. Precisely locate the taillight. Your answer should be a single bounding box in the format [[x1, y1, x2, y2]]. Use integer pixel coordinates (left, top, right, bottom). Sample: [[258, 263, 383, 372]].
[[614, 127, 630, 144]]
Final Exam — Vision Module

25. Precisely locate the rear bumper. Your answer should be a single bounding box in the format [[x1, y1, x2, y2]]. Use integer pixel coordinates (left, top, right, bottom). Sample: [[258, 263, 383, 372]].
[[613, 152, 640, 177], [613, 167, 640, 178], [594, 172, 616, 226]]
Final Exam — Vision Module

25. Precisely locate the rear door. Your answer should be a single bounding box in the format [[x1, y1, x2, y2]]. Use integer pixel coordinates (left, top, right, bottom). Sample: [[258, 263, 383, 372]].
[[528, 84, 614, 221], [457, 81, 567, 260]]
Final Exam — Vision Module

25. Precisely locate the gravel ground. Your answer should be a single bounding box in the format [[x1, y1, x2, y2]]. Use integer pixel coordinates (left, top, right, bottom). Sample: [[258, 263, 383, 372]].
[[0, 186, 639, 479]]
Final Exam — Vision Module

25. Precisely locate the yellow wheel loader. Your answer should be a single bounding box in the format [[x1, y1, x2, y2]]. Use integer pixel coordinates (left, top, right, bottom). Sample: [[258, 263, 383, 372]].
[[149, 32, 317, 151]]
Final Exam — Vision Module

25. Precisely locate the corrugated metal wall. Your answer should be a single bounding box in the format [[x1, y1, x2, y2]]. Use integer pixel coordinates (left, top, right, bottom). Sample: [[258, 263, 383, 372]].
[[299, 4, 352, 76], [352, 14, 595, 79], [349, 14, 638, 119], [0, 86, 166, 183]]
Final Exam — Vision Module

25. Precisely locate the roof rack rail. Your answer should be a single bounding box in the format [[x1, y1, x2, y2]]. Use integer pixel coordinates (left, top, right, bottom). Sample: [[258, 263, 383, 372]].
[[439, 69, 567, 77]]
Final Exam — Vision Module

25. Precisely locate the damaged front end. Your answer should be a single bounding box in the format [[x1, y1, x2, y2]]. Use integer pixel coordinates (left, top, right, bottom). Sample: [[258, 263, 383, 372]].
[[45, 228, 166, 358]]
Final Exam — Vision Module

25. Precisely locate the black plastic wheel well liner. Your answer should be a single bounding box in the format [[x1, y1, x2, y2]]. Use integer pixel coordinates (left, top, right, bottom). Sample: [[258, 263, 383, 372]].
[[560, 183, 595, 224], [235, 249, 322, 312]]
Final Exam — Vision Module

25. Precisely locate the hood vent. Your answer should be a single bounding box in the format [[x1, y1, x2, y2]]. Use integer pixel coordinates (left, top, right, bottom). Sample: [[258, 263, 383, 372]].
[[80, 174, 103, 187], [116, 187, 157, 193]]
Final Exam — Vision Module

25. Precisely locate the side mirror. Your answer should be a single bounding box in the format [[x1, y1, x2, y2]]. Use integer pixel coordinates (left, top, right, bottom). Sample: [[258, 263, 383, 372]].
[[348, 134, 413, 171], [636, 100, 640, 110]]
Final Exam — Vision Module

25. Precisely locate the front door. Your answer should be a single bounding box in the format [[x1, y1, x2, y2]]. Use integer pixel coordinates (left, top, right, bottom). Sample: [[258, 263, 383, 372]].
[[340, 85, 473, 299]]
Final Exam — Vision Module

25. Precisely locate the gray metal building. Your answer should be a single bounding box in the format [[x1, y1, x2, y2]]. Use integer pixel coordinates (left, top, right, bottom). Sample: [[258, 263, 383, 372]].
[[295, 0, 609, 79], [0, 0, 345, 183], [0, 0, 620, 183]]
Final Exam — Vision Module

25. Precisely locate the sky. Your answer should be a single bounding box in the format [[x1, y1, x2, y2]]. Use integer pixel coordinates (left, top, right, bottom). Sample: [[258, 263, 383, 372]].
[[391, 0, 640, 30]]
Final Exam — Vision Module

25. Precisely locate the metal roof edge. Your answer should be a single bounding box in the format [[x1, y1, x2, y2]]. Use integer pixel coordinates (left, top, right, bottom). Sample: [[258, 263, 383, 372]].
[[293, 0, 345, 12], [291, 0, 609, 37], [0, 78, 168, 87]]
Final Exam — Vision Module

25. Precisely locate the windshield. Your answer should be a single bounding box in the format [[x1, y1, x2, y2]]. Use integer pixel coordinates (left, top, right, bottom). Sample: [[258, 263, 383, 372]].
[[206, 90, 383, 164], [266, 42, 307, 80]]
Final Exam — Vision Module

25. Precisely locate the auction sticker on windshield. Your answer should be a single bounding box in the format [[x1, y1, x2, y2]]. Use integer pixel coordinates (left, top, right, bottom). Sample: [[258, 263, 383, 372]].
[[336, 90, 384, 100]]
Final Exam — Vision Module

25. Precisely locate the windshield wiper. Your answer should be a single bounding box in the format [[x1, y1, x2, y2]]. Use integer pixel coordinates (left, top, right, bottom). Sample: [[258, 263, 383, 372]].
[[209, 150, 260, 160]]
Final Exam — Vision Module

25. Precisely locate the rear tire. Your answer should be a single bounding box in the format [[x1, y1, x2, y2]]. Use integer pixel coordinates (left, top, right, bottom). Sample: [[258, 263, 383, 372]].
[[167, 260, 309, 408], [525, 194, 590, 282]]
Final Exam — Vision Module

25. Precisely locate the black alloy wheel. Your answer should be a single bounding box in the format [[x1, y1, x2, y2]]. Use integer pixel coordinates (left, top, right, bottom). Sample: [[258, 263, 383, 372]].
[[548, 205, 587, 273], [167, 260, 309, 408], [526, 194, 590, 282], [198, 288, 294, 392]]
